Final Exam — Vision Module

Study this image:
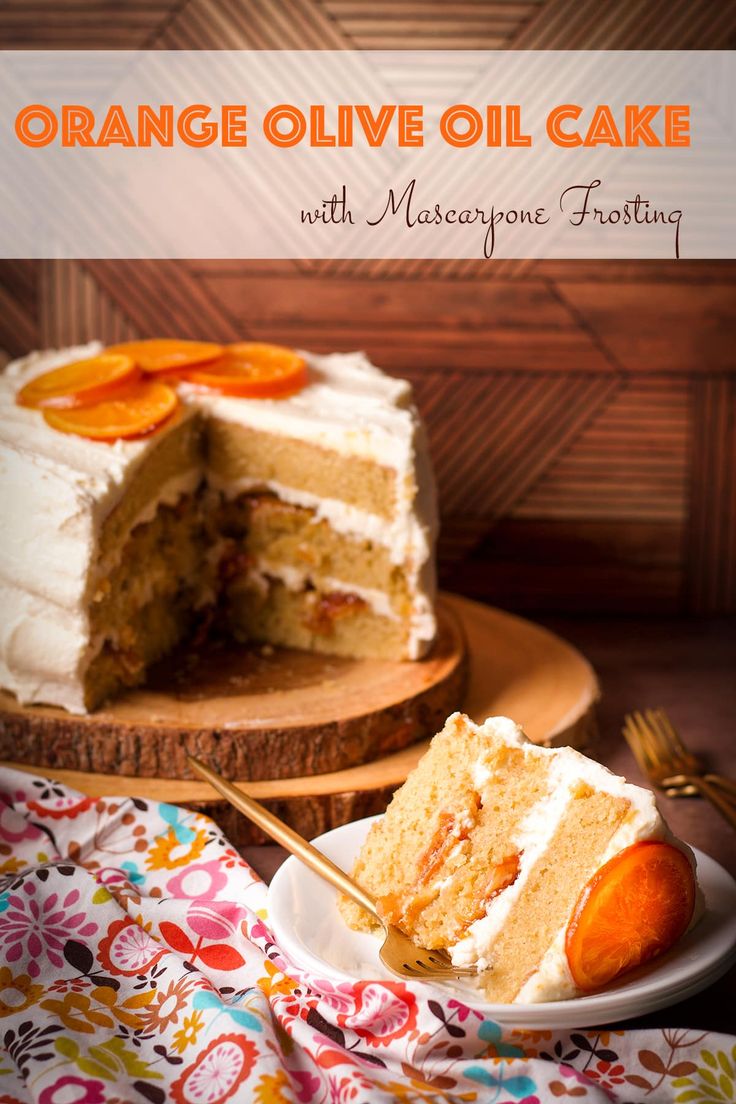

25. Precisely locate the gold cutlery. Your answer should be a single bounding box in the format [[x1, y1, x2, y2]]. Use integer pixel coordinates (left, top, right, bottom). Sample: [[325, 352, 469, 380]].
[[188, 755, 476, 982], [623, 709, 736, 831]]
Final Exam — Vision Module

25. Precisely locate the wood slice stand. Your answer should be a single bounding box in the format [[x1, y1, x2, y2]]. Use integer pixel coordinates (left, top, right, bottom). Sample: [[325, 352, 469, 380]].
[[1, 594, 598, 846]]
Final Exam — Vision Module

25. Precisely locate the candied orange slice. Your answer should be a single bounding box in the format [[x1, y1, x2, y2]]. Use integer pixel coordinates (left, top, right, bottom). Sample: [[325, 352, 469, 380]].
[[565, 840, 695, 991], [16, 353, 138, 410], [42, 379, 179, 441], [185, 342, 307, 398], [106, 339, 223, 374]]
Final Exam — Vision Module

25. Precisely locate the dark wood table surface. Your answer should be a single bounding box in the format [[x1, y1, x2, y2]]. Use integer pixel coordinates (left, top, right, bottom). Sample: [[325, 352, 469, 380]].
[[242, 616, 736, 1035]]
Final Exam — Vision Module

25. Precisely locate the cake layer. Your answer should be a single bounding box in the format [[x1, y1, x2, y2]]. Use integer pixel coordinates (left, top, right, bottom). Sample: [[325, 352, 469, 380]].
[[207, 419, 398, 521], [97, 414, 203, 568], [227, 574, 408, 660]]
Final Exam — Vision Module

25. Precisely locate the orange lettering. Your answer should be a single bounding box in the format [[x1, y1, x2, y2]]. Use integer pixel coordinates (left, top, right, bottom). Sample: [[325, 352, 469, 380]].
[[337, 104, 353, 146], [665, 105, 690, 146], [62, 105, 95, 146], [222, 104, 247, 146], [506, 105, 531, 147], [486, 105, 502, 147], [138, 104, 173, 147], [263, 104, 306, 147], [440, 104, 483, 147], [547, 104, 583, 147], [398, 105, 423, 147], [310, 105, 335, 147], [625, 105, 661, 147], [15, 104, 57, 147], [177, 104, 218, 147], [354, 105, 396, 147], [585, 104, 623, 147], [97, 104, 135, 147]]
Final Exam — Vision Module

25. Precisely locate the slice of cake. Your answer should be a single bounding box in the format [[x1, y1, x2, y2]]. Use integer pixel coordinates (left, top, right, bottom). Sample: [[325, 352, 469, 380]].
[[0, 340, 437, 713], [340, 713, 699, 1002]]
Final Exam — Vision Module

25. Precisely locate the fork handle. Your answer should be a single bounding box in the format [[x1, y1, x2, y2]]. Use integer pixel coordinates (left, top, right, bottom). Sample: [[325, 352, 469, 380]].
[[705, 773, 736, 799], [188, 756, 380, 918], [684, 774, 736, 831]]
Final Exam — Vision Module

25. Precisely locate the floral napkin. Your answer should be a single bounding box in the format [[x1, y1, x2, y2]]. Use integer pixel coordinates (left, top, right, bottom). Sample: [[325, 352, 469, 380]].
[[0, 766, 732, 1104]]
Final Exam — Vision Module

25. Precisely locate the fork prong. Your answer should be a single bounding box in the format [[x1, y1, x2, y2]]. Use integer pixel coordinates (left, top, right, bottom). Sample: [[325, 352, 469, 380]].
[[634, 710, 672, 772], [654, 708, 692, 761], [627, 711, 660, 773], [623, 713, 655, 775], [644, 709, 683, 773], [409, 961, 454, 976]]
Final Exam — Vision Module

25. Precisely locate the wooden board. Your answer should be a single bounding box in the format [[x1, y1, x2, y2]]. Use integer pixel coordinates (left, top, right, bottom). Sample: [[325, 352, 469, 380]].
[[0, 599, 467, 780], [2, 594, 598, 844]]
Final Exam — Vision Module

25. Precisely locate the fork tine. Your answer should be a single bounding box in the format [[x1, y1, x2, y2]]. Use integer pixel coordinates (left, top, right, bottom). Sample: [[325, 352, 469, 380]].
[[634, 711, 666, 767], [644, 709, 680, 771], [654, 709, 691, 759], [623, 713, 655, 775], [631, 711, 663, 771]]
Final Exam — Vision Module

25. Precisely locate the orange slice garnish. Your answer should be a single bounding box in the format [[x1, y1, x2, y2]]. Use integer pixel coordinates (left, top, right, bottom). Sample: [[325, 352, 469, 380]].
[[185, 342, 308, 398], [106, 339, 223, 374], [42, 379, 179, 441], [565, 840, 695, 991], [16, 353, 138, 410]]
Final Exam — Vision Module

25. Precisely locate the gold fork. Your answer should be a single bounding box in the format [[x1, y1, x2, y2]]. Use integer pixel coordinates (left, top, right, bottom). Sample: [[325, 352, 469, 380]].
[[188, 756, 477, 982], [623, 709, 736, 831]]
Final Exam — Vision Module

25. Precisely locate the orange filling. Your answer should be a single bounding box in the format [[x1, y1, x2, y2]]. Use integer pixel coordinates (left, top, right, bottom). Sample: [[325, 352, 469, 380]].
[[376, 797, 523, 937], [305, 592, 368, 636], [16, 353, 139, 410], [42, 379, 179, 441], [565, 840, 696, 991]]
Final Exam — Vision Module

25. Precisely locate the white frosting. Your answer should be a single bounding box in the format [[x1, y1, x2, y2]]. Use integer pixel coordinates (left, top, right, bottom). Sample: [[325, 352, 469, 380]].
[[446, 716, 689, 1003], [0, 344, 437, 711]]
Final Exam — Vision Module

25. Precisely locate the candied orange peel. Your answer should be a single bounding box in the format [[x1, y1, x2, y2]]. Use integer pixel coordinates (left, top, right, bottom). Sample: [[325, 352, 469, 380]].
[[42, 379, 179, 441], [565, 839, 696, 991], [105, 339, 223, 374], [185, 342, 308, 398], [20, 337, 307, 442], [16, 353, 139, 410]]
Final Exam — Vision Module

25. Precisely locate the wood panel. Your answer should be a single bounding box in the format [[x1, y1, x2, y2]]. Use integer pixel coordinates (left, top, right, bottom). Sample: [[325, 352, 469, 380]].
[[0, 0, 182, 49], [555, 282, 736, 375], [688, 377, 736, 615], [195, 268, 613, 372]]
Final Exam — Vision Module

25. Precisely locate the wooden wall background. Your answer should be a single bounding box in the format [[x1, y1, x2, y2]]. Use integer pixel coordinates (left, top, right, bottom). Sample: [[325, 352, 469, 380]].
[[1, 1, 734, 617]]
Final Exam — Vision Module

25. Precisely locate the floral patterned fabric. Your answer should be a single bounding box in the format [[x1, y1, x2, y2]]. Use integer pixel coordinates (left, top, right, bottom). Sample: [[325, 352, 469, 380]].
[[0, 767, 733, 1104]]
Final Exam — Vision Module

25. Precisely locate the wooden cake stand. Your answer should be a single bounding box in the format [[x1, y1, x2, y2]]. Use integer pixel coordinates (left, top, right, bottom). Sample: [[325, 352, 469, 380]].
[[0, 594, 598, 846]]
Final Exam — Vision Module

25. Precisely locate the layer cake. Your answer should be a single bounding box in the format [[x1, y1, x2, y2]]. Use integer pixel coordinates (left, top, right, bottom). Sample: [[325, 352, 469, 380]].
[[0, 342, 437, 713]]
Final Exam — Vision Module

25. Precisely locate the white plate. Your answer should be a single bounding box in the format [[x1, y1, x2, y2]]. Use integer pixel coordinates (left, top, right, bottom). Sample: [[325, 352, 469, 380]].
[[268, 815, 736, 1029]]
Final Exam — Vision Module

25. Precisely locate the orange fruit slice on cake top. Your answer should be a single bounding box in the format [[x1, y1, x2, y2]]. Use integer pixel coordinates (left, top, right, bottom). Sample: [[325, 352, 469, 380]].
[[184, 342, 308, 398], [16, 353, 139, 410], [106, 339, 223, 374], [565, 839, 696, 991], [42, 379, 179, 441]]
